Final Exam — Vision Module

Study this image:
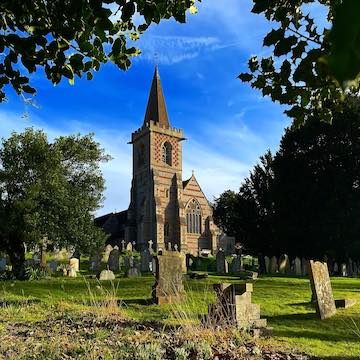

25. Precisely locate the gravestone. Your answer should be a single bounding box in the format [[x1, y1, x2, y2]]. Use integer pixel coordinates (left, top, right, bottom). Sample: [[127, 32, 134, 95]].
[[148, 240, 154, 254], [140, 249, 152, 272], [152, 251, 186, 304], [48, 260, 58, 273], [103, 244, 113, 263], [278, 254, 290, 274], [108, 247, 120, 272], [269, 256, 278, 274], [0, 258, 6, 271], [301, 258, 308, 276], [294, 257, 302, 276], [353, 262, 358, 276], [264, 256, 270, 274], [258, 255, 266, 274], [333, 262, 338, 275], [231, 255, 242, 274], [126, 242, 133, 252], [341, 263, 347, 277], [68, 267, 77, 277], [204, 283, 267, 330], [216, 249, 228, 274], [89, 254, 102, 271], [98, 269, 115, 281], [125, 256, 140, 277], [69, 258, 79, 272], [347, 259, 353, 277], [308, 260, 336, 319], [121, 239, 126, 252]]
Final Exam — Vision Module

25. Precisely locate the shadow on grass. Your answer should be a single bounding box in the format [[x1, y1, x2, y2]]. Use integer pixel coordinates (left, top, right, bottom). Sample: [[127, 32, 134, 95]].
[[0, 299, 41, 307], [122, 298, 153, 306], [267, 312, 317, 321]]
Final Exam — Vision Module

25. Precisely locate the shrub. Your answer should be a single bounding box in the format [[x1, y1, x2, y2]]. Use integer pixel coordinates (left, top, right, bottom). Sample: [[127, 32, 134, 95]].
[[25, 265, 52, 280]]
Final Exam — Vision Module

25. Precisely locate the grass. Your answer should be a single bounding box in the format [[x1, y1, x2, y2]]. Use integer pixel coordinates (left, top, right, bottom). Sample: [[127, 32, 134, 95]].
[[0, 274, 360, 359]]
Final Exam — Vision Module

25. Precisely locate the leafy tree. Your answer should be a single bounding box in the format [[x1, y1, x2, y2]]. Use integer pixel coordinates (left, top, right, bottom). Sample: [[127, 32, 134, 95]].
[[239, 0, 360, 126], [0, 128, 110, 278], [273, 97, 360, 261], [214, 151, 275, 254], [0, 0, 198, 101]]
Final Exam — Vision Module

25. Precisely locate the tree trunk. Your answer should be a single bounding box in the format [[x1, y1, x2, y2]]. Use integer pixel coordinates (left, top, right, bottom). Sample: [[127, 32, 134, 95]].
[[7, 235, 26, 279]]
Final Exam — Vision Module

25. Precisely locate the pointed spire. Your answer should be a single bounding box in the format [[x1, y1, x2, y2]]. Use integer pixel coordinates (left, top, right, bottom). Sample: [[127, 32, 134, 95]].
[[143, 67, 170, 128]]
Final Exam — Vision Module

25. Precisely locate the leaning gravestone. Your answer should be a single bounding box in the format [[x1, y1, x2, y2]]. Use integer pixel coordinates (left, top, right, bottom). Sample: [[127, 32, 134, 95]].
[[108, 247, 120, 272], [269, 256, 278, 274], [98, 269, 115, 281], [264, 256, 270, 274], [308, 260, 336, 319], [69, 258, 79, 272], [216, 249, 228, 275], [152, 251, 186, 304], [278, 254, 290, 274], [294, 257, 302, 276]]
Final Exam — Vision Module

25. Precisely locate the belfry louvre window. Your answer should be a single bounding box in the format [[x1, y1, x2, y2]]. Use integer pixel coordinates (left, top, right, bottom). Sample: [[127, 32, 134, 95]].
[[162, 141, 172, 166], [186, 199, 202, 234]]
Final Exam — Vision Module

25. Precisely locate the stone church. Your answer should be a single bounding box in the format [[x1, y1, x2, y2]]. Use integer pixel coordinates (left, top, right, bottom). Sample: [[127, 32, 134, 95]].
[[96, 68, 233, 255]]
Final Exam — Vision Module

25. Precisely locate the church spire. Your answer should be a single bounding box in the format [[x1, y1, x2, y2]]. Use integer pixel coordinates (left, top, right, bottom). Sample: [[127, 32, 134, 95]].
[[143, 67, 170, 128]]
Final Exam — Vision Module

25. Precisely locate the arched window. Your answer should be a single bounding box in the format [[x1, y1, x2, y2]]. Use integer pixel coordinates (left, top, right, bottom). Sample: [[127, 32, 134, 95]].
[[164, 223, 170, 237], [162, 142, 172, 166], [186, 199, 202, 234]]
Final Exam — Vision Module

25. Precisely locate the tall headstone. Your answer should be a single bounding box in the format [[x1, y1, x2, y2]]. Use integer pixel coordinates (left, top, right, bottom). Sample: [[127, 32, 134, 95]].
[[108, 247, 120, 272], [126, 242, 133, 252], [301, 258, 308, 276], [216, 249, 228, 275], [231, 255, 242, 274], [264, 256, 270, 274], [69, 258, 79, 272], [121, 240, 126, 252], [269, 256, 278, 274], [294, 257, 302, 276], [103, 244, 113, 263], [333, 262, 338, 275], [258, 254, 266, 274], [152, 251, 186, 304], [140, 249, 152, 272], [308, 260, 336, 319], [278, 254, 290, 274], [341, 263, 347, 277]]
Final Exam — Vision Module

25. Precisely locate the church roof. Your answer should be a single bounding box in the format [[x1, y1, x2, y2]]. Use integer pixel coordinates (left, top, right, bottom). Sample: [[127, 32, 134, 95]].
[[143, 67, 170, 128]]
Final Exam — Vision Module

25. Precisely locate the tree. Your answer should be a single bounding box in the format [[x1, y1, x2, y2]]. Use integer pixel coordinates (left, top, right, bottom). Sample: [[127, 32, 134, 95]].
[[214, 151, 275, 254], [239, 0, 360, 126], [0, 128, 110, 278], [272, 97, 360, 260], [0, 0, 198, 101]]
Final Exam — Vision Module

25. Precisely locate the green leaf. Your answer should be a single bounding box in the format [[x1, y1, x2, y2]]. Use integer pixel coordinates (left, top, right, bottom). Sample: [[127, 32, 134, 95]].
[[238, 73, 253, 82], [263, 28, 285, 47]]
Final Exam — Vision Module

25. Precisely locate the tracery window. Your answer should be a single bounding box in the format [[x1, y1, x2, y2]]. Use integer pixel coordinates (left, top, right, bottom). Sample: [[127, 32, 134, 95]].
[[162, 141, 172, 166], [186, 199, 202, 234]]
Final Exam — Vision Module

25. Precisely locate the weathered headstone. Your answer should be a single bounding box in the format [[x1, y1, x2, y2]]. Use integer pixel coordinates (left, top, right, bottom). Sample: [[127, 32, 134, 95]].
[[126, 242, 133, 252], [68, 267, 77, 278], [294, 257, 302, 276], [278, 254, 290, 274], [125, 256, 141, 277], [103, 244, 113, 263], [98, 269, 115, 281], [108, 247, 120, 272], [0, 258, 6, 271], [308, 260, 336, 319], [301, 258, 308, 276], [269, 256, 278, 274], [231, 255, 242, 274], [89, 253, 102, 271], [341, 263, 347, 277], [216, 249, 228, 275], [152, 251, 185, 304], [69, 258, 79, 272], [204, 283, 267, 330], [333, 262, 338, 275], [48, 260, 58, 273], [264, 256, 270, 274], [140, 249, 152, 272]]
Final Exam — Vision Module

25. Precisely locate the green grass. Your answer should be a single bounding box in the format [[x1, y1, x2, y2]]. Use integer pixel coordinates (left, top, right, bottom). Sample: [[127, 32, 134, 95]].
[[0, 274, 360, 359]]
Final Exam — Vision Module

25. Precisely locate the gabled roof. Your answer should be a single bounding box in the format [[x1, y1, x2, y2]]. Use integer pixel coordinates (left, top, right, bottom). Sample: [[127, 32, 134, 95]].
[[143, 67, 170, 128]]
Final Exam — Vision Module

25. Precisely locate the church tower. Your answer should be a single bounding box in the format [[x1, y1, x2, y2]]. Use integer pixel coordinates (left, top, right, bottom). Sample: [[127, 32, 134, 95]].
[[126, 67, 186, 252]]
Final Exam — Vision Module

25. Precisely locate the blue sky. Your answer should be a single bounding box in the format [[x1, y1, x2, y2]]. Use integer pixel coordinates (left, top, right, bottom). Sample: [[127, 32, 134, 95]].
[[0, 0, 293, 215]]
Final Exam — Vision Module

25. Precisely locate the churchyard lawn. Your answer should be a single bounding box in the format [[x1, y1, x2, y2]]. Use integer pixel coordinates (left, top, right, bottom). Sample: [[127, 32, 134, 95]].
[[0, 274, 359, 359]]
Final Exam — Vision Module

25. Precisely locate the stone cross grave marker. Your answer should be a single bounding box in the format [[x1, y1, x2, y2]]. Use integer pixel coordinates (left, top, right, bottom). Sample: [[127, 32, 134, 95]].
[[152, 251, 185, 304], [148, 239, 154, 254], [108, 247, 120, 272], [216, 249, 228, 275], [121, 240, 125, 252], [308, 260, 336, 319], [174, 244, 178, 251]]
